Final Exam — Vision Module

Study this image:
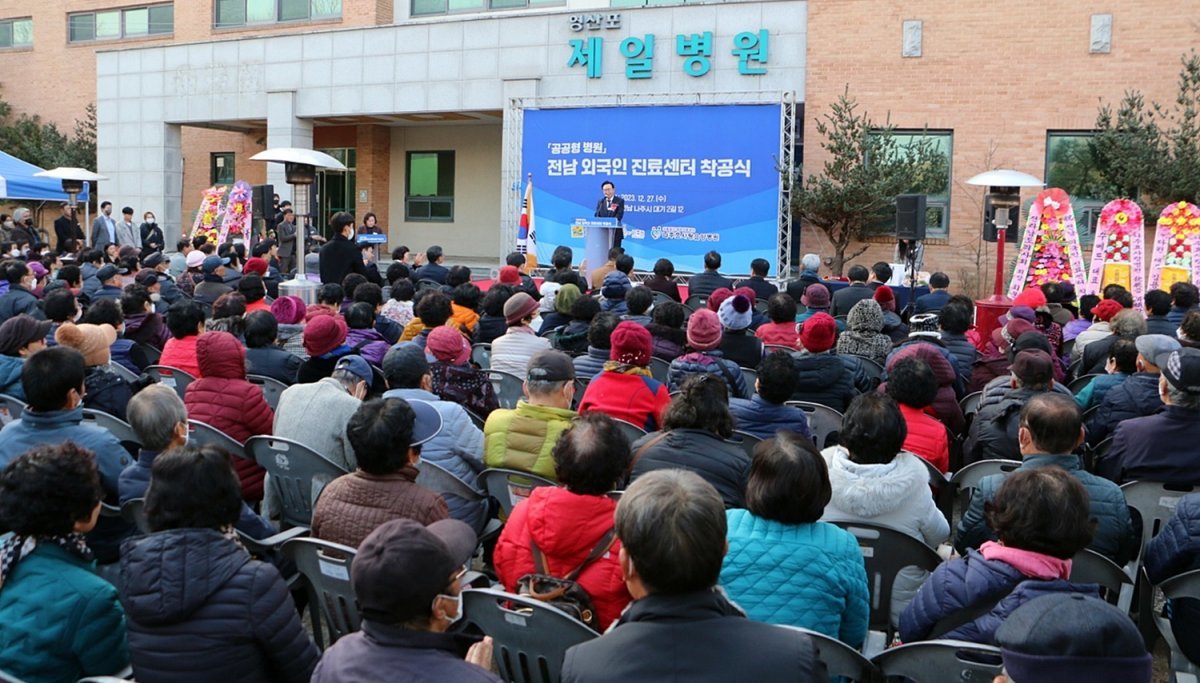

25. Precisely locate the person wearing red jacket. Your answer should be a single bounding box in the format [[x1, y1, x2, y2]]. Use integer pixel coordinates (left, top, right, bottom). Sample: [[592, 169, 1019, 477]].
[[184, 331, 273, 501], [885, 356, 951, 474], [577, 321, 671, 432], [494, 413, 633, 630]]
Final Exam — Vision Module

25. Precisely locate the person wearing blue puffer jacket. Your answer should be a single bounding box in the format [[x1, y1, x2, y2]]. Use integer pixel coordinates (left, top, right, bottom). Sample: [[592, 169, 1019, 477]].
[[0, 314, 50, 400], [1145, 492, 1200, 665], [721, 432, 868, 647], [900, 467, 1100, 645]]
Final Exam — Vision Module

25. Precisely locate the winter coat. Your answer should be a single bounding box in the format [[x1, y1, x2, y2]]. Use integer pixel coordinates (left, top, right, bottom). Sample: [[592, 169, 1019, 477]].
[[837, 300, 892, 367], [1085, 372, 1164, 445], [830, 283, 875, 318], [721, 510, 869, 646], [273, 377, 360, 471], [821, 446, 949, 546], [1145, 492, 1200, 665], [630, 429, 750, 508], [686, 270, 734, 299], [431, 361, 499, 419], [111, 339, 142, 374], [940, 332, 978, 386], [382, 388, 487, 532], [0, 285, 44, 323], [881, 310, 910, 343], [244, 346, 302, 385], [484, 401, 576, 480], [669, 350, 749, 398], [788, 351, 860, 412], [647, 324, 687, 361], [976, 375, 1072, 411], [643, 276, 681, 302], [883, 343, 965, 435], [1101, 405, 1200, 485], [899, 548, 1099, 644], [573, 346, 610, 381], [898, 403, 950, 474], [311, 621, 500, 683], [914, 290, 950, 314], [490, 326, 551, 377], [1072, 321, 1111, 360], [184, 332, 273, 501], [119, 449, 276, 541], [964, 386, 1044, 464], [311, 466, 449, 549], [344, 326, 390, 366], [1146, 315, 1178, 337], [956, 454, 1136, 563], [495, 487, 630, 630], [0, 353, 25, 399], [578, 370, 671, 432], [719, 331, 764, 369], [1074, 372, 1127, 411], [549, 319, 591, 356], [0, 543, 128, 683], [82, 365, 134, 422], [119, 529, 319, 683], [158, 335, 202, 378], [561, 589, 824, 683], [755, 321, 799, 349], [728, 395, 812, 442], [472, 315, 507, 345], [537, 312, 571, 337], [450, 303, 480, 335], [123, 312, 170, 350]]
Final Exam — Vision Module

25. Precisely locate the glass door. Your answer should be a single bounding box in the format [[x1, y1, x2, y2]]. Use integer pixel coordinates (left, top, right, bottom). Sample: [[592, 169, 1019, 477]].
[[314, 148, 357, 239]]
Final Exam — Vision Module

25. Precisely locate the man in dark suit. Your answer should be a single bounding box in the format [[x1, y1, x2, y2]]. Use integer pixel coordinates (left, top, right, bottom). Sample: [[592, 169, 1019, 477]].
[[561, 469, 824, 682], [830, 264, 875, 317], [53, 203, 84, 255], [734, 258, 778, 301], [915, 271, 952, 314], [687, 250, 734, 300], [276, 208, 297, 274], [319, 211, 369, 286], [411, 245, 449, 284], [594, 180, 625, 249]]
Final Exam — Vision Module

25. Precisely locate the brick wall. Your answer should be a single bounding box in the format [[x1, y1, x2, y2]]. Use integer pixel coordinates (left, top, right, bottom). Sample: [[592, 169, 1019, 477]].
[[354, 124, 391, 230], [803, 0, 1191, 297]]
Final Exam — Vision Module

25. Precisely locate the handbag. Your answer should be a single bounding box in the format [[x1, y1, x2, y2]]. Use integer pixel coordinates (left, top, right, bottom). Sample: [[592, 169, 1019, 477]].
[[515, 528, 617, 630]]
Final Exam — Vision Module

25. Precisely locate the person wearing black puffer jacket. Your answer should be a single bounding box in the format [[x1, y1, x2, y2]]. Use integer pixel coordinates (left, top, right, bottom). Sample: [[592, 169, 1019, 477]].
[[119, 446, 319, 683], [790, 313, 864, 412]]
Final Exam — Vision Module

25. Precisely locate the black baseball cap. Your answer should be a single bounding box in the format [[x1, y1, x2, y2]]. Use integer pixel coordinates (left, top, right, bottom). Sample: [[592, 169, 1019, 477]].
[[526, 349, 575, 382]]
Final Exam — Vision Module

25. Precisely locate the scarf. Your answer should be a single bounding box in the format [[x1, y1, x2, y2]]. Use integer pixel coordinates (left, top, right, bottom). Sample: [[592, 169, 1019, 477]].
[[602, 361, 651, 377], [980, 541, 1072, 580], [0, 532, 93, 589]]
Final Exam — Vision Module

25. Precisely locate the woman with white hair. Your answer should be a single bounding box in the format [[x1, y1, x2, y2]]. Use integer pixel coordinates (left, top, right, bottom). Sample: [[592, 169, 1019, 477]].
[[787, 253, 827, 303]]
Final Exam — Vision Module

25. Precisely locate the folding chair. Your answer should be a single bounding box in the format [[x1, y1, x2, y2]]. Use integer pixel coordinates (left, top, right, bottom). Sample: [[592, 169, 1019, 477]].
[[471, 343, 492, 370], [121, 498, 151, 534], [417, 278, 442, 292], [415, 460, 502, 541], [81, 409, 143, 450], [918, 456, 954, 522], [107, 362, 139, 382], [857, 357, 886, 385], [1121, 480, 1199, 643], [872, 640, 1003, 682], [489, 370, 526, 410], [187, 420, 250, 462], [949, 458, 1021, 524], [144, 364, 196, 400], [136, 342, 162, 365], [613, 418, 648, 446], [683, 294, 708, 311], [753, 298, 770, 314], [247, 374, 288, 411], [477, 468, 557, 518], [0, 393, 25, 424], [1068, 373, 1102, 395], [730, 430, 762, 459], [764, 344, 795, 354], [283, 537, 360, 651], [1070, 548, 1134, 614], [461, 587, 600, 683], [777, 626, 876, 682], [648, 357, 670, 384], [740, 367, 758, 398], [785, 400, 843, 449], [1152, 568, 1200, 683], [464, 407, 487, 430], [245, 436, 349, 530], [650, 290, 676, 308]]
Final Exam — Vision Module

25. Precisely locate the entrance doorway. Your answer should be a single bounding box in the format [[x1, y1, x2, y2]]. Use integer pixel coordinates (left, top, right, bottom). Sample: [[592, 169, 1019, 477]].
[[314, 147, 357, 238]]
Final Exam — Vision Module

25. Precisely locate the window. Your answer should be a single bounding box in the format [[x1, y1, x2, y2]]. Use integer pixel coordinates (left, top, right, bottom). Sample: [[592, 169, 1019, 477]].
[[68, 4, 172, 42], [868, 130, 953, 239], [215, 0, 341, 27], [405, 152, 455, 221], [412, 0, 559, 17], [1045, 131, 1117, 246], [211, 153, 235, 186], [0, 18, 31, 48]]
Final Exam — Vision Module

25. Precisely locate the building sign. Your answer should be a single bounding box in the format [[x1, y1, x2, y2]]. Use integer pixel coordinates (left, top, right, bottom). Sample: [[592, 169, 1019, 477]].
[[568, 13, 622, 31], [568, 29, 768, 79]]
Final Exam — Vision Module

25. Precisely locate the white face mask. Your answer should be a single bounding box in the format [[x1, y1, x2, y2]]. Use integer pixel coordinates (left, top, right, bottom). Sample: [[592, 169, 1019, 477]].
[[150, 292, 162, 303], [434, 592, 463, 625], [146, 217, 156, 225]]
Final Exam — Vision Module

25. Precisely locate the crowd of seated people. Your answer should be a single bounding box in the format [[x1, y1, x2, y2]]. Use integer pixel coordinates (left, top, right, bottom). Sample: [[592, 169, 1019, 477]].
[[0, 235, 1191, 682]]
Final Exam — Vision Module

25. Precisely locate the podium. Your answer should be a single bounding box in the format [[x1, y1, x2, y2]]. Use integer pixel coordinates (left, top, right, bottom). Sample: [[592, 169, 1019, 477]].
[[574, 217, 621, 283]]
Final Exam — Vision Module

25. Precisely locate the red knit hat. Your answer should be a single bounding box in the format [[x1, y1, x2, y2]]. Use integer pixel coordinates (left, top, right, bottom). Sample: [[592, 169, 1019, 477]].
[[873, 285, 896, 312], [243, 257, 269, 277], [707, 288, 734, 312], [800, 313, 837, 353], [687, 309, 723, 351], [304, 314, 348, 357], [609, 321, 652, 366], [1092, 298, 1123, 322], [1012, 287, 1048, 310], [498, 266, 521, 285]]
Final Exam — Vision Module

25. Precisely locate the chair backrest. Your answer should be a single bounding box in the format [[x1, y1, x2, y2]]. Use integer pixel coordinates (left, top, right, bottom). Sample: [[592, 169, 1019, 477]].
[[1068, 373, 1102, 395], [415, 459, 484, 503], [785, 400, 844, 449], [683, 294, 707, 311], [81, 408, 144, 450], [145, 364, 196, 400], [832, 521, 944, 632], [283, 537, 361, 647], [730, 430, 762, 459], [739, 367, 758, 398], [651, 290, 675, 307], [613, 418, 648, 446], [777, 626, 876, 682], [245, 436, 350, 529], [187, 419, 250, 461], [958, 391, 983, 422], [121, 498, 151, 534], [471, 343, 492, 370], [464, 407, 486, 430], [489, 370, 526, 410], [1070, 548, 1134, 612], [857, 356, 886, 384], [1121, 480, 1200, 556], [417, 278, 442, 292], [461, 587, 599, 683], [764, 344, 795, 354], [648, 356, 671, 383], [0, 393, 26, 425], [1066, 357, 1083, 382], [107, 361, 139, 382], [872, 639, 1003, 682], [477, 468, 557, 517], [247, 374, 288, 411], [949, 458, 1022, 493], [136, 342, 162, 365]]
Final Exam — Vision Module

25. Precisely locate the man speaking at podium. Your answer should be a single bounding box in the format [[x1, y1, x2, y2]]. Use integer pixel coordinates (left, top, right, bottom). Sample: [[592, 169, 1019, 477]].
[[594, 180, 625, 248]]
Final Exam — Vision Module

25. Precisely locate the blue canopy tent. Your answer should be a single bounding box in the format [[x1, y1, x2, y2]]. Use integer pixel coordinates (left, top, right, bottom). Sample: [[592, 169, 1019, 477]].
[[0, 150, 90, 201]]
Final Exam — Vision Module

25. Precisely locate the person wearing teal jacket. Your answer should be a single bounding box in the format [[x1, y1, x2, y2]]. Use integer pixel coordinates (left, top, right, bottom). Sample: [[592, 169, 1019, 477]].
[[0, 443, 129, 683], [719, 432, 869, 648]]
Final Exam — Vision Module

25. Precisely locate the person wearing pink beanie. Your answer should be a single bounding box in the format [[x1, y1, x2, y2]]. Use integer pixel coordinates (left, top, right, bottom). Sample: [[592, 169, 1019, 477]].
[[578, 322, 671, 431], [666, 309, 749, 398]]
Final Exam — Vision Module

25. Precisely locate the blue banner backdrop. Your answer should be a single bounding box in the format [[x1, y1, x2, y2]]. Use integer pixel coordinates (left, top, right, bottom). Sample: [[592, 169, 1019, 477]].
[[521, 105, 782, 276]]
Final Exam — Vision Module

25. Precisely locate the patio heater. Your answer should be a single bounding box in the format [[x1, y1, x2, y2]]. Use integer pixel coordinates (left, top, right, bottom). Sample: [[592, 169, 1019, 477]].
[[33, 167, 107, 247], [965, 169, 1044, 340], [250, 148, 346, 304]]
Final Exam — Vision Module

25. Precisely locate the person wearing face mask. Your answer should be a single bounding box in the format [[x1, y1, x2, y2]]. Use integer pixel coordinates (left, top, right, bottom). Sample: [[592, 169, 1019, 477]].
[[272, 354, 372, 473], [115, 207, 141, 251], [311, 516, 497, 683], [318, 211, 368, 286], [119, 284, 170, 350], [0, 314, 51, 399], [53, 203, 84, 255], [139, 211, 163, 261], [90, 202, 117, 252], [0, 260, 47, 323], [9, 208, 39, 251]]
